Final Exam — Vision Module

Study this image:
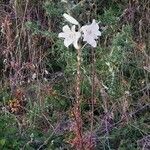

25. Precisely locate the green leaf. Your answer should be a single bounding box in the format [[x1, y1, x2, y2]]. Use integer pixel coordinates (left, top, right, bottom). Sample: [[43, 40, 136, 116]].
[[0, 139, 6, 146]]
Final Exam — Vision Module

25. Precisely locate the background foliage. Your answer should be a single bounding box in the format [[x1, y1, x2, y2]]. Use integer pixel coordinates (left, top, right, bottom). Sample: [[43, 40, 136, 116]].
[[0, 0, 149, 149]]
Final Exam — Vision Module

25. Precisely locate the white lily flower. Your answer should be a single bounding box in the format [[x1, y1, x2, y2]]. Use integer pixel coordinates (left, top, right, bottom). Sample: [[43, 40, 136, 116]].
[[58, 25, 81, 49], [81, 19, 101, 47], [63, 13, 79, 25]]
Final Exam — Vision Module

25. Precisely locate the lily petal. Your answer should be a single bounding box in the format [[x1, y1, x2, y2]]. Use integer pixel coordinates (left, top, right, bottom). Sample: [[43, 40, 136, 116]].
[[81, 19, 101, 47], [63, 13, 79, 25], [64, 38, 74, 48], [62, 25, 71, 33], [89, 40, 97, 47], [58, 32, 66, 38]]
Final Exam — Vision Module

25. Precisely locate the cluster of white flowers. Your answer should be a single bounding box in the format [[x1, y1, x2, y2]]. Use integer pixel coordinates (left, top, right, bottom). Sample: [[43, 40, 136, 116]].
[[58, 13, 101, 49]]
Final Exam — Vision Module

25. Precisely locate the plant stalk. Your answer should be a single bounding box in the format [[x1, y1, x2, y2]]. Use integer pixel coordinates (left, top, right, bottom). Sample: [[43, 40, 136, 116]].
[[74, 47, 84, 150]]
